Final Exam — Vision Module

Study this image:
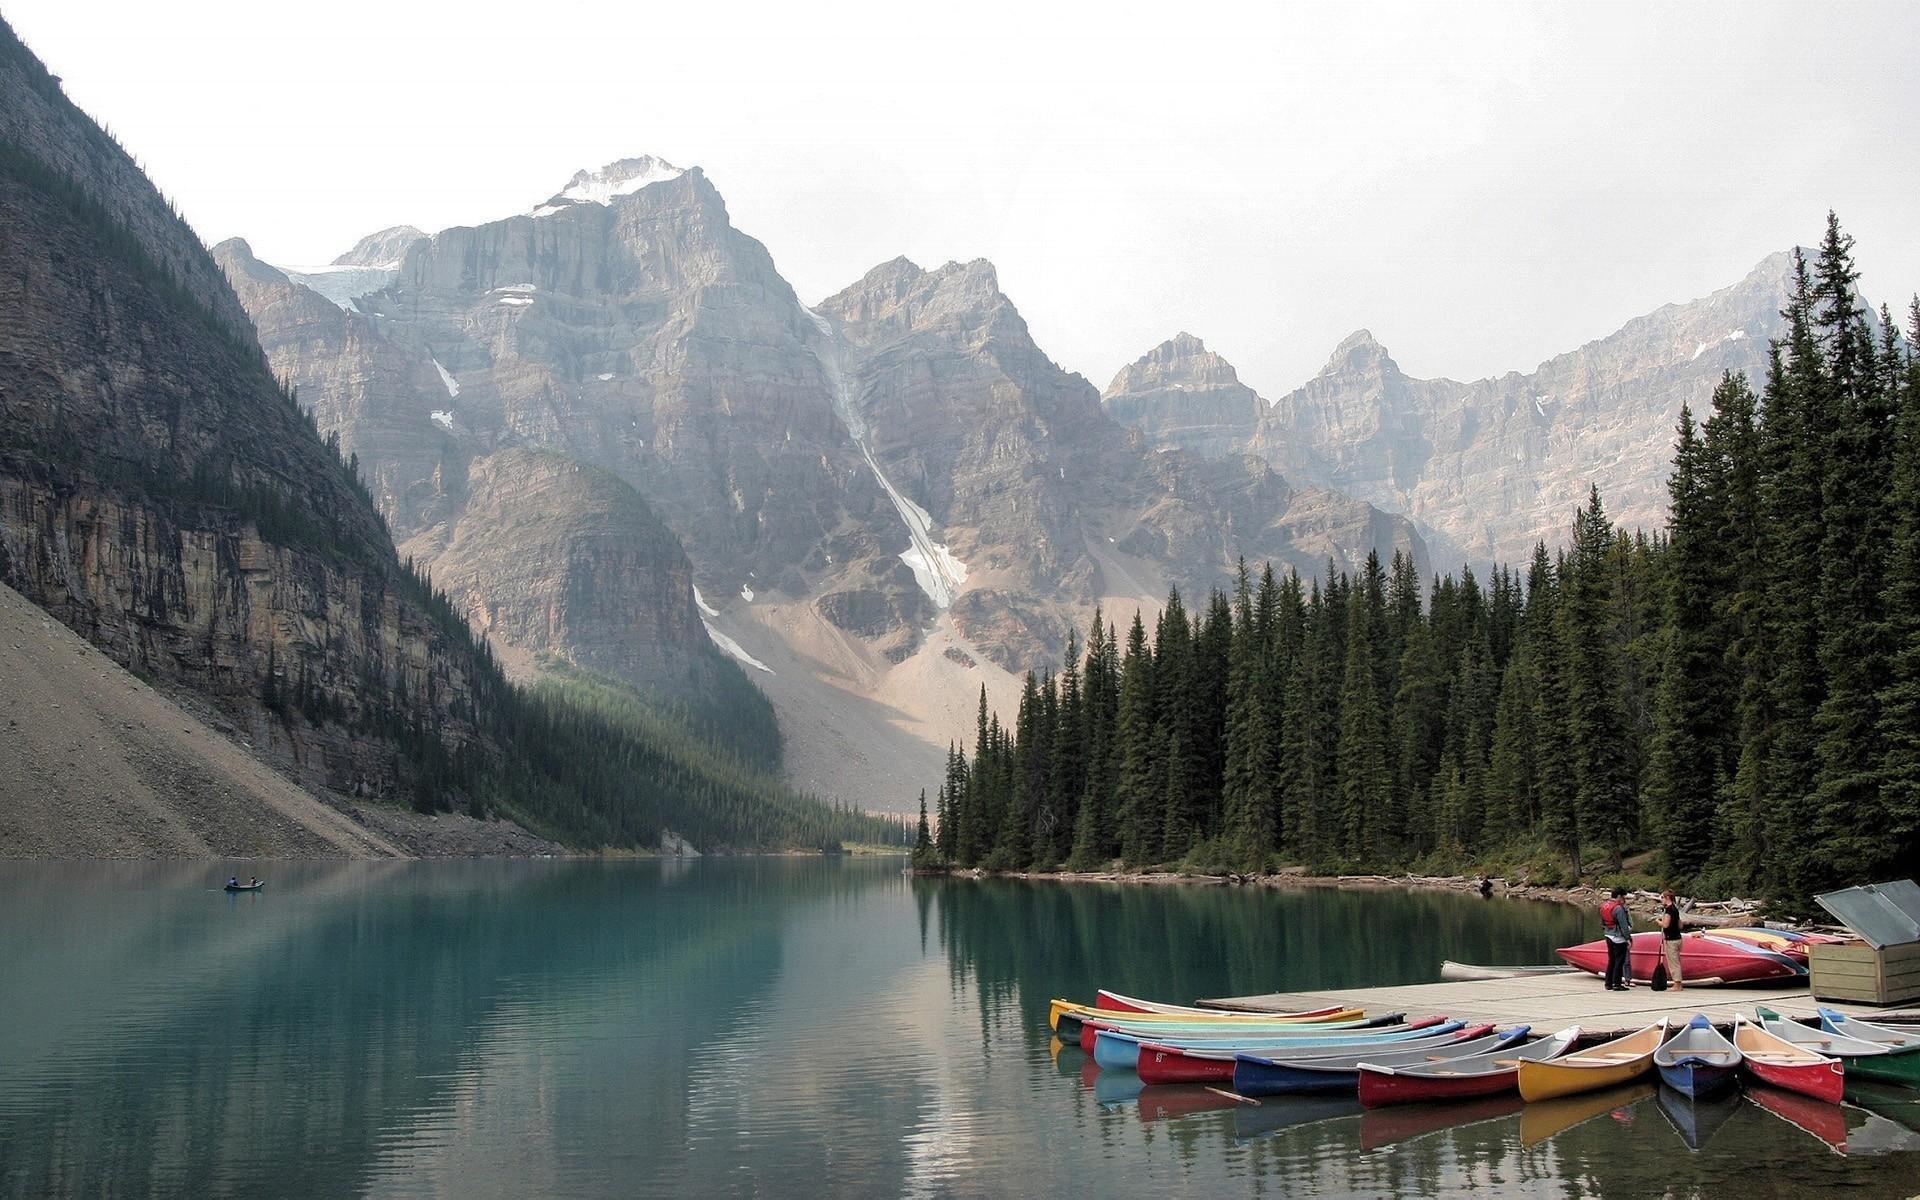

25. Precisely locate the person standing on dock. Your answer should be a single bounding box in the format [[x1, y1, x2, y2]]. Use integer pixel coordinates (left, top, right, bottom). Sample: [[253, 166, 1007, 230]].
[[1601, 887, 1634, 990], [1659, 890, 1684, 991]]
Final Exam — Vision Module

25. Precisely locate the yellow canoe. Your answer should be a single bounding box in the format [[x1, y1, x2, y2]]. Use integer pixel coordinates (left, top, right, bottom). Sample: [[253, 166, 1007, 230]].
[[1516, 1020, 1670, 1102], [1046, 998, 1363, 1031]]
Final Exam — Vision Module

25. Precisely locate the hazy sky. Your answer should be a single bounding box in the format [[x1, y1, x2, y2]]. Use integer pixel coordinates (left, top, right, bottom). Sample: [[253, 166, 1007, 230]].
[[10, 1, 1917, 395]]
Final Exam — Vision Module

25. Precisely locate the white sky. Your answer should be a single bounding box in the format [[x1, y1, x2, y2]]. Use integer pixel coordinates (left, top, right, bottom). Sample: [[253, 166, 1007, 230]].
[[9, 1, 1917, 396]]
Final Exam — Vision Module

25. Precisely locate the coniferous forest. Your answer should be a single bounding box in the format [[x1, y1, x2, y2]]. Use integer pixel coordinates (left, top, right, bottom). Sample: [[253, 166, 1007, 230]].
[[918, 216, 1920, 913]]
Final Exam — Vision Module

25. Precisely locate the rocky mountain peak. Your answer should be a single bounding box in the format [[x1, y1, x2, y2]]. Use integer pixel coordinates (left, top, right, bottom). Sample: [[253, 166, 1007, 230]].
[[332, 224, 426, 269], [1322, 328, 1396, 375], [1104, 332, 1246, 398], [532, 155, 687, 216], [207, 237, 286, 285]]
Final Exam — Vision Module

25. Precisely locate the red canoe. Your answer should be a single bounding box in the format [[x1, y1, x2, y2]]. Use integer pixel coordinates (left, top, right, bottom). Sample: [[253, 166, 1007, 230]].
[[1732, 1016, 1846, 1104], [1357, 1028, 1581, 1107], [1555, 931, 1802, 984]]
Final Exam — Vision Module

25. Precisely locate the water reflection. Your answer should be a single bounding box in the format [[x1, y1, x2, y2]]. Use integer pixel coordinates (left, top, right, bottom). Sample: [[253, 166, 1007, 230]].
[[0, 860, 1915, 1198]]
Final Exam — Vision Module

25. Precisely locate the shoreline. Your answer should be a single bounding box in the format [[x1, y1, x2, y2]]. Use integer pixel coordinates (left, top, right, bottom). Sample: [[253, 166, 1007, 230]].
[[913, 865, 1783, 928]]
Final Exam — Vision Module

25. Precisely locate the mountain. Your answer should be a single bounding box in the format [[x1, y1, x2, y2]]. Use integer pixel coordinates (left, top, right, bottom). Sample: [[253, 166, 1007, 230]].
[[1106, 257, 1792, 568], [226, 157, 1425, 810], [0, 19, 888, 854], [1100, 332, 1263, 458], [275, 224, 425, 308]]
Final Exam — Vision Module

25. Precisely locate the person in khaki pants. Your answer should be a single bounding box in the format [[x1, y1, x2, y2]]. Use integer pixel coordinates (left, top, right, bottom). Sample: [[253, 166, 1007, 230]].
[[1659, 890, 1685, 991]]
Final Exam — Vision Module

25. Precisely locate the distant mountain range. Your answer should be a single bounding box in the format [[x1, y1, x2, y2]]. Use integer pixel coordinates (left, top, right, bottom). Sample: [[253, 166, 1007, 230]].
[[1104, 256, 1794, 568]]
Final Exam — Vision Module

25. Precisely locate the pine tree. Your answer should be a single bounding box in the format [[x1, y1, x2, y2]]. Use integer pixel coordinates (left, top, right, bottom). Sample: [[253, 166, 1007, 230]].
[[1646, 404, 1730, 881], [1565, 487, 1634, 868], [913, 789, 932, 860], [1336, 577, 1389, 861], [1875, 300, 1920, 877], [1114, 612, 1160, 864]]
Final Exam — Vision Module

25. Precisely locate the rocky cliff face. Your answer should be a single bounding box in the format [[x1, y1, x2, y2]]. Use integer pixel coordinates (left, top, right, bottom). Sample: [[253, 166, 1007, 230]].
[[819, 258, 1428, 666], [1245, 256, 1794, 565], [212, 237, 774, 711], [1101, 332, 1263, 458], [275, 225, 424, 310], [0, 19, 496, 806]]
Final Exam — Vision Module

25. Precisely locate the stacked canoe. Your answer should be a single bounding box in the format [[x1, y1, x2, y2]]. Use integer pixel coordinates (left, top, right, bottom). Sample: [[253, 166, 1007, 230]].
[[1052, 988, 1920, 1123]]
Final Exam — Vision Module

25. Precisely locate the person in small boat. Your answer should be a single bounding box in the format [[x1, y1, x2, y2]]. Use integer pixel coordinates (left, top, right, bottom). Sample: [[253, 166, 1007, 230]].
[[228, 877, 238, 888], [1601, 887, 1634, 990], [248, 877, 259, 887], [1660, 889, 1685, 991]]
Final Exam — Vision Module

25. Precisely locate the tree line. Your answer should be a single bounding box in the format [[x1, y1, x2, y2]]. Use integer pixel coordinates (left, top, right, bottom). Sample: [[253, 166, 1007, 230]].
[[915, 215, 1920, 912]]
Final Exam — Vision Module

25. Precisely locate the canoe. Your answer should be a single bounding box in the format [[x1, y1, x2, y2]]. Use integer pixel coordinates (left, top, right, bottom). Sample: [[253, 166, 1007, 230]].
[[1516, 1019, 1669, 1101], [1230, 1026, 1525, 1096], [1094, 989, 1296, 1015], [1055, 1006, 1365, 1045], [1093, 1018, 1455, 1071], [224, 881, 265, 892], [1655, 1080, 1743, 1151], [1556, 932, 1802, 983], [1654, 1015, 1742, 1099], [1757, 1008, 1920, 1089], [1706, 928, 1811, 960], [1076, 1011, 1396, 1055], [1050, 999, 1357, 1034], [1138, 1023, 1487, 1085], [1356, 1027, 1581, 1107], [1439, 961, 1577, 982], [1732, 1015, 1844, 1103], [1519, 1079, 1658, 1148], [1816, 1008, 1920, 1088]]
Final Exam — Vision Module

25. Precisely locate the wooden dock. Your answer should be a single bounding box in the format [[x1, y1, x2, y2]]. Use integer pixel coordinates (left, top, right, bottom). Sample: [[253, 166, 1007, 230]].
[[1201, 975, 1920, 1039]]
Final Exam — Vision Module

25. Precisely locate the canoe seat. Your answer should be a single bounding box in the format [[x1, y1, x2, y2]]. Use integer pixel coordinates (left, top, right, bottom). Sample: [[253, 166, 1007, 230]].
[[1744, 1052, 1808, 1064], [1564, 1053, 1640, 1063], [1490, 1059, 1523, 1068]]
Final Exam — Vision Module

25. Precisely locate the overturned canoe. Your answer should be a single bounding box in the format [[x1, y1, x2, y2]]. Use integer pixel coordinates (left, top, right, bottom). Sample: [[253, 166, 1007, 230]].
[[1516, 1019, 1669, 1101], [1356, 1027, 1581, 1107], [1439, 961, 1577, 982], [1075, 1010, 1393, 1054], [1557, 932, 1801, 983]]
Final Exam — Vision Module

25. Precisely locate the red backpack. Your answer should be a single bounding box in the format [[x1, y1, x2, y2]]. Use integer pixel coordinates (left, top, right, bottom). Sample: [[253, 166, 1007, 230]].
[[1600, 899, 1620, 931]]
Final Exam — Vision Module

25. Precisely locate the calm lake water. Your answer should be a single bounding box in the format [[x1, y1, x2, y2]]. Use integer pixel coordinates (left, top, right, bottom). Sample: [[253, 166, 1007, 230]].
[[2, 858, 1918, 1198]]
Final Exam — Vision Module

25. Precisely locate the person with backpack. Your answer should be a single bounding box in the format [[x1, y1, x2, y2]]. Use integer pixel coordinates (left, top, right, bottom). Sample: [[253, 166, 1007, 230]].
[[1601, 887, 1634, 990]]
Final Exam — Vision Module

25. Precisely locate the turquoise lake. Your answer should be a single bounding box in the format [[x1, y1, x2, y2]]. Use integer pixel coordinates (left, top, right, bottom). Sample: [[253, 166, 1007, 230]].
[[2, 857, 1918, 1197]]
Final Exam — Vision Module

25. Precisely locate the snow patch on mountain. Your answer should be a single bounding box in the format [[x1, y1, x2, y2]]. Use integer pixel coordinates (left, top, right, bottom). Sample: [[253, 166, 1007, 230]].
[[532, 156, 685, 217], [703, 622, 772, 673], [692, 586, 720, 617], [431, 358, 459, 398], [430, 410, 454, 429]]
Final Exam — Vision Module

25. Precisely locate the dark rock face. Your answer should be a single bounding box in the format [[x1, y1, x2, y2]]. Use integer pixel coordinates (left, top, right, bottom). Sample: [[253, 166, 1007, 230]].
[[212, 236, 769, 710], [0, 20, 496, 803], [1101, 332, 1263, 458]]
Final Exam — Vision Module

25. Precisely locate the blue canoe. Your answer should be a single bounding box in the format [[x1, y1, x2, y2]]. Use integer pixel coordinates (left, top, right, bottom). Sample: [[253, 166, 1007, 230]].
[[1233, 1027, 1531, 1096], [1093, 1019, 1466, 1072], [1653, 1015, 1742, 1099]]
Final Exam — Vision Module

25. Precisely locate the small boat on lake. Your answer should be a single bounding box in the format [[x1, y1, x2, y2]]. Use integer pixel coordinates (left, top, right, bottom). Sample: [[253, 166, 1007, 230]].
[[1517, 1019, 1669, 1101], [1757, 1008, 1920, 1089], [1439, 961, 1577, 982], [1075, 1010, 1396, 1055], [1230, 1026, 1524, 1095], [224, 880, 265, 892], [1049, 998, 1356, 1036], [1137, 1022, 1490, 1085], [1654, 1015, 1742, 1099], [1093, 1017, 1451, 1071], [1092, 989, 1293, 1015], [1356, 1026, 1580, 1107], [1557, 932, 1802, 983], [1732, 1014, 1844, 1103]]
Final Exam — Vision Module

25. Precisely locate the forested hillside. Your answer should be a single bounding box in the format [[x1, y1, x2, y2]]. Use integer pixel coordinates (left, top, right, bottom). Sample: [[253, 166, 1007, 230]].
[[922, 216, 1919, 912]]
